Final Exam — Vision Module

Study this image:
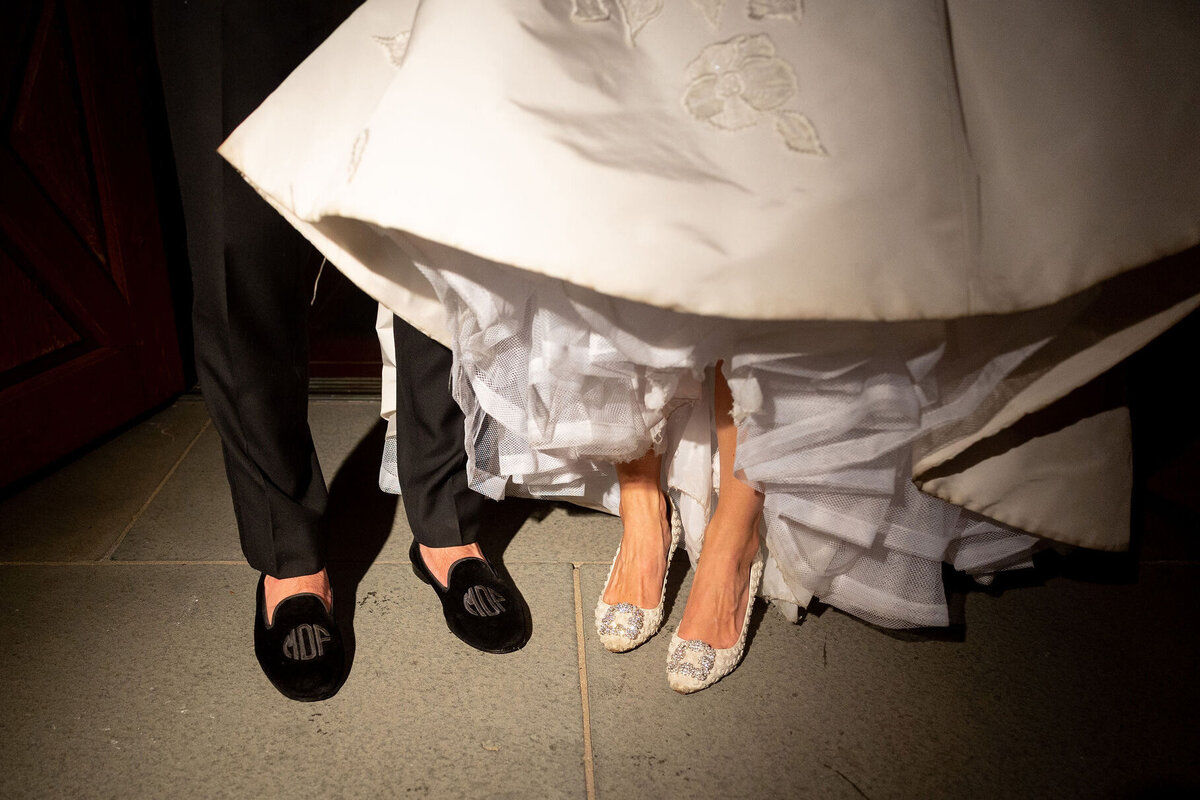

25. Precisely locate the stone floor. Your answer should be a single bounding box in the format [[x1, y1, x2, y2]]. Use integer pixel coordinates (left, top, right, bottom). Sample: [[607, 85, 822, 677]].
[[1, 394, 1197, 799]]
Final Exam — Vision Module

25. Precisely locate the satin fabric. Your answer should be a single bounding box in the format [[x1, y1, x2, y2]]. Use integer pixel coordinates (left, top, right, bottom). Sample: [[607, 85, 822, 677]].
[[221, 0, 1200, 324]]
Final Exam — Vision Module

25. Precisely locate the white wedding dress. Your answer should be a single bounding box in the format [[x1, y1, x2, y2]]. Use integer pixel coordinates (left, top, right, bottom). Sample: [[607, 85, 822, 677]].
[[221, 0, 1200, 627]]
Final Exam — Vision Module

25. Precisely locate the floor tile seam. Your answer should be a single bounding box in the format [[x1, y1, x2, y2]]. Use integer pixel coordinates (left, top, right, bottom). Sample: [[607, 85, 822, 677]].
[[0, 559, 620, 567], [171, 395, 379, 403], [502, 560, 612, 566], [571, 563, 598, 800], [0, 560, 248, 567], [308, 398, 379, 406], [99, 418, 212, 562]]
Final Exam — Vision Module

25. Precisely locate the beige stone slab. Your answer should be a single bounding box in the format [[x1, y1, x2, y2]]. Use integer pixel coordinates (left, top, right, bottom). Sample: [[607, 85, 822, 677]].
[[109, 393, 618, 567], [481, 502, 622, 567], [580, 561, 1200, 799], [113, 401, 387, 562], [0, 401, 210, 562], [0, 562, 587, 799]]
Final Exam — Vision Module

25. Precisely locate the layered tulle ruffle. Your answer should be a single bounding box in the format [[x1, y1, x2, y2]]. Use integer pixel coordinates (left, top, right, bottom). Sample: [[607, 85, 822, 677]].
[[395, 241, 1051, 628]]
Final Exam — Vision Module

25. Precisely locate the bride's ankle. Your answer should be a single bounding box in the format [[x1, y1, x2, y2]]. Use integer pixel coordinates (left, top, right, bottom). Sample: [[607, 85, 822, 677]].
[[701, 514, 760, 560], [618, 488, 669, 536], [618, 482, 665, 513]]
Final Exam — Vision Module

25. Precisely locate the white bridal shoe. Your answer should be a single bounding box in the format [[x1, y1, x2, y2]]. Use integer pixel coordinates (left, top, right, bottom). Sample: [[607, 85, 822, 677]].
[[595, 495, 683, 652], [666, 547, 764, 694]]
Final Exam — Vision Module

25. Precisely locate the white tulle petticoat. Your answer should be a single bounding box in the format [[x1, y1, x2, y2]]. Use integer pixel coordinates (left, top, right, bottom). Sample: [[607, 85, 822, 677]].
[[381, 236, 1055, 629]]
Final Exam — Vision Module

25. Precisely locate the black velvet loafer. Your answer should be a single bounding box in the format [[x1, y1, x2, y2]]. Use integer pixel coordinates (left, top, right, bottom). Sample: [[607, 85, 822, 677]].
[[253, 574, 346, 702], [409, 540, 531, 654]]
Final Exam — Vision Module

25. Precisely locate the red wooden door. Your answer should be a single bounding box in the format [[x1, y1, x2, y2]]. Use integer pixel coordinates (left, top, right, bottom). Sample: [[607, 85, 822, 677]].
[[0, 0, 183, 487]]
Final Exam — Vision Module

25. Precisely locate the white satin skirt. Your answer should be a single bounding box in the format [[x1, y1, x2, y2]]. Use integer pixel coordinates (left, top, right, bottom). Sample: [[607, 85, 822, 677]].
[[220, 0, 1200, 627]]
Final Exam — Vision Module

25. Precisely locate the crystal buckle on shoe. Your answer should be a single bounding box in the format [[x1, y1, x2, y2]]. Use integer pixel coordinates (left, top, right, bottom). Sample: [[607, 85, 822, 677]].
[[668, 640, 716, 681], [598, 603, 644, 638]]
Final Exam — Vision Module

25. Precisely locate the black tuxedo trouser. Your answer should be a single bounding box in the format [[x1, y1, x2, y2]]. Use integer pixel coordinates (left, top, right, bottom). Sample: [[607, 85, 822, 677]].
[[159, 0, 487, 578]]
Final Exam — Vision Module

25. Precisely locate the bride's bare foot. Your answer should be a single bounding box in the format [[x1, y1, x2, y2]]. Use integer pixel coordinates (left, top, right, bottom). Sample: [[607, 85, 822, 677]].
[[602, 487, 672, 609], [675, 362, 764, 650], [676, 511, 761, 649]]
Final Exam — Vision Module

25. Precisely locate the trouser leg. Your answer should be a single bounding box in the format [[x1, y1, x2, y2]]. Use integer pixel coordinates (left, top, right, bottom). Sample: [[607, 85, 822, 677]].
[[392, 315, 490, 548], [159, 0, 356, 577], [192, 175, 328, 577]]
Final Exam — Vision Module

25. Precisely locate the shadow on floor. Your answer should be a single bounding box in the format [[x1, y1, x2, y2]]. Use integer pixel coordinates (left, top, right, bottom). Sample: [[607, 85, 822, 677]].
[[323, 419, 397, 678], [322, 419, 547, 676]]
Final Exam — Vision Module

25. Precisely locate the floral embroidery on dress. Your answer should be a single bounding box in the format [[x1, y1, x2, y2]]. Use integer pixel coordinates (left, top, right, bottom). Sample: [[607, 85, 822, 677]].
[[682, 34, 825, 154], [775, 110, 824, 154], [348, 128, 369, 181], [689, 0, 800, 27], [373, 30, 412, 67], [571, 0, 612, 23], [571, 0, 663, 44], [622, 0, 664, 40], [690, 0, 726, 29], [748, 0, 802, 22]]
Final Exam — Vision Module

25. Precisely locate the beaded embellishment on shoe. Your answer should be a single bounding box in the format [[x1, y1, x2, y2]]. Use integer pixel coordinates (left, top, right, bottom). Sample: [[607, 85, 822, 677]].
[[667, 639, 716, 681], [598, 603, 645, 639]]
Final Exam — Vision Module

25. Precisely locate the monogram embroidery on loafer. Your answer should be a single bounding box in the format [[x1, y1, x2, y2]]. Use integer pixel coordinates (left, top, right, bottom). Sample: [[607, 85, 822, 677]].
[[463, 585, 507, 617], [282, 624, 332, 661]]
